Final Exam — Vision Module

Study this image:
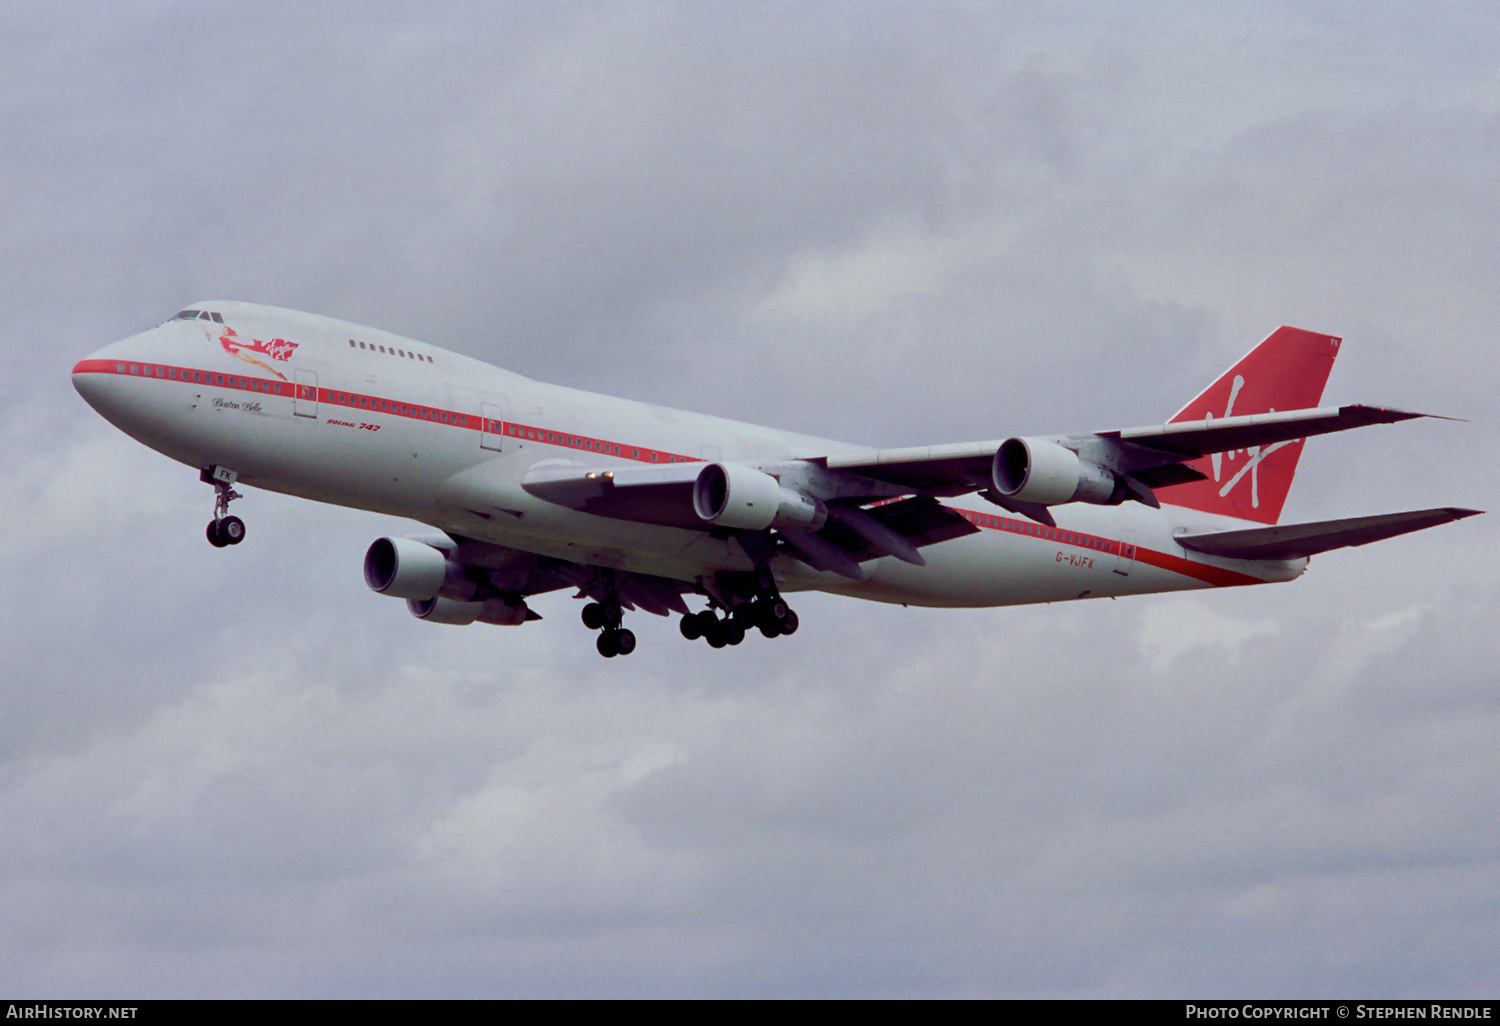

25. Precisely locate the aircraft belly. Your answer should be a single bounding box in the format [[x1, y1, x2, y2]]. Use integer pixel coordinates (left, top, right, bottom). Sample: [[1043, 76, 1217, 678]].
[[846, 529, 1136, 607]]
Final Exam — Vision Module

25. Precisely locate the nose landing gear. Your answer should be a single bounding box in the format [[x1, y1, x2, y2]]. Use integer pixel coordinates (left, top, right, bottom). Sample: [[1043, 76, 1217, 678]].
[[201, 465, 246, 547]]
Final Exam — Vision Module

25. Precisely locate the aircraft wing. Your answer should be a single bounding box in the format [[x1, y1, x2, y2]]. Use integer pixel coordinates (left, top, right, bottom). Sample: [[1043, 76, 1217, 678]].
[[823, 405, 1435, 495], [512, 405, 1442, 576], [437, 533, 693, 616], [1174, 507, 1482, 561], [518, 460, 976, 578]]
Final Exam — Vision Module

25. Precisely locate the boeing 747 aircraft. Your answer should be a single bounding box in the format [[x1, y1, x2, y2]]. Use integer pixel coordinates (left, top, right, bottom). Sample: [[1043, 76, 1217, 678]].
[[72, 303, 1479, 656]]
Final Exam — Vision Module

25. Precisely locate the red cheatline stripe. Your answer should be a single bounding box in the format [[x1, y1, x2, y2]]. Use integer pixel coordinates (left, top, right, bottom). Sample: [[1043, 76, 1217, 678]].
[[73, 359, 1269, 585], [1131, 545, 1265, 587], [71, 359, 697, 464], [946, 506, 1265, 587]]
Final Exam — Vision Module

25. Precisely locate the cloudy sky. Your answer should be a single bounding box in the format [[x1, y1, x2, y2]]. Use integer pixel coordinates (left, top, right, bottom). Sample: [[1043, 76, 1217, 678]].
[[3, 0, 1496, 998]]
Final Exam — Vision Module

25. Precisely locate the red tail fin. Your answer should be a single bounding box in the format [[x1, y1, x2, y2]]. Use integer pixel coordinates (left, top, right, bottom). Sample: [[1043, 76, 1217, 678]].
[[1157, 327, 1342, 524]]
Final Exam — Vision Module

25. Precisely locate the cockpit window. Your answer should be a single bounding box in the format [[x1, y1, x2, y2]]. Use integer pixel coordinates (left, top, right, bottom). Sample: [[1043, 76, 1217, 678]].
[[171, 309, 224, 323], [172, 310, 201, 320]]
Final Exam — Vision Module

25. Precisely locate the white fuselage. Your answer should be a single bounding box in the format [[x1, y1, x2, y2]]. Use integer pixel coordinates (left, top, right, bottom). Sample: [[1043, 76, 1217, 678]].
[[72, 301, 1304, 610]]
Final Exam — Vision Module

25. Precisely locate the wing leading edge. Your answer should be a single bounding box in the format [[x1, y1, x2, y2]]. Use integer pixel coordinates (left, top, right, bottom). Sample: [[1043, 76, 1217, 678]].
[[822, 404, 1434, 497]]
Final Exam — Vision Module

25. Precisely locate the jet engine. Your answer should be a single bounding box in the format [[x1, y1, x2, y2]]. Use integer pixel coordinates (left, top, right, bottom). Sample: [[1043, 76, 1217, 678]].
[[363, 536, 479, 601], [692, 462, 826, 532], [992, 438, 1128, 507]]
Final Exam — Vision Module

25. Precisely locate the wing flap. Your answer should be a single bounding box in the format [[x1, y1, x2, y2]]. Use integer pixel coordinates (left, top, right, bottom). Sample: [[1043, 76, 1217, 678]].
[[816, 496, 979, 563], [1175, 507, 1481, 561]]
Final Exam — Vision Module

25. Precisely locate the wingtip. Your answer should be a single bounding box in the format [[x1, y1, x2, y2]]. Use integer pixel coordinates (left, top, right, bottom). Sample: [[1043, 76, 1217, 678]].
[[1348, 404, 1468, 423]]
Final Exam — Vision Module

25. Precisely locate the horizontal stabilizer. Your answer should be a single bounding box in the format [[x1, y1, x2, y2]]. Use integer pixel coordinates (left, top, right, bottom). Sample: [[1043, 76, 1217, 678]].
[[1175, 507, 1482, 561]]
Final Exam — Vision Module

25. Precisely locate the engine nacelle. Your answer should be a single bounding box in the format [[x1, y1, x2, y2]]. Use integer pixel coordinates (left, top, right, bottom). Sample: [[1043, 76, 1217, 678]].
[[692, 462, 827, 532], [364, 536, 478, 601], [407, 596, 482, 625], [406, 596, 532, 626], [992, 437, 1126, 507]]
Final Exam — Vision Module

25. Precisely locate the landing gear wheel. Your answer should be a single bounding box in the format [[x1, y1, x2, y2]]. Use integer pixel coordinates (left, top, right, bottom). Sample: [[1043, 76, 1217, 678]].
[[596, 628, 636, 658], [724, 621, 746, 646], [680, 613, 705, 640], [755, 598, 788, 630], [779, 610, 799, 635], [219, 515, 245, 545], [612, 628, 636, 656], [202, 466, 244, 548], [581, 602, 606, 630]]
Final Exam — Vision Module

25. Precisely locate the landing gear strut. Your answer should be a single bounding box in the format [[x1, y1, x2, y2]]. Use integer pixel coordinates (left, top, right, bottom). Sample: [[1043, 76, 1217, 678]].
[[201, 465, 246, 547], [580, 572, 636, 657]]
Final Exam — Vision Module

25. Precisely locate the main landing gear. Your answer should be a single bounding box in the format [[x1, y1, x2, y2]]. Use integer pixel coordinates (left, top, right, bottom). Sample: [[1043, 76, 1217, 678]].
[[679, 570, 799, 649], [201, 465, 246, 548], [580, 574, 637, 658]]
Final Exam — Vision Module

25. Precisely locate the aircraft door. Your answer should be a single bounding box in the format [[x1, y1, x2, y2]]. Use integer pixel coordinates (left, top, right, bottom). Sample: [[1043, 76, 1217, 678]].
[[294, 370, 318, 418], [481, 402, 506, 452], [1113, 530, 1138, 576]]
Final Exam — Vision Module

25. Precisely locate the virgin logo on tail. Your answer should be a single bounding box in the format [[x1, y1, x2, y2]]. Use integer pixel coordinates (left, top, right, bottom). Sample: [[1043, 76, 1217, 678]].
[[1203, 374, 1296, 511], [1158, 328, 1340, 525]]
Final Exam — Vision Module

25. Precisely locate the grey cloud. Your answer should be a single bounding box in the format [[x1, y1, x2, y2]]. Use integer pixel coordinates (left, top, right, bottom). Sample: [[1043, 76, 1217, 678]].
[[2, 0, 1496, 999]]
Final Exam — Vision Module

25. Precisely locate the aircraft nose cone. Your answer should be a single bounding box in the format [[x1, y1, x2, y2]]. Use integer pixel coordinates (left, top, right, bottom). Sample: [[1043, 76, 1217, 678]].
[[71, 354, 119, 416]]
